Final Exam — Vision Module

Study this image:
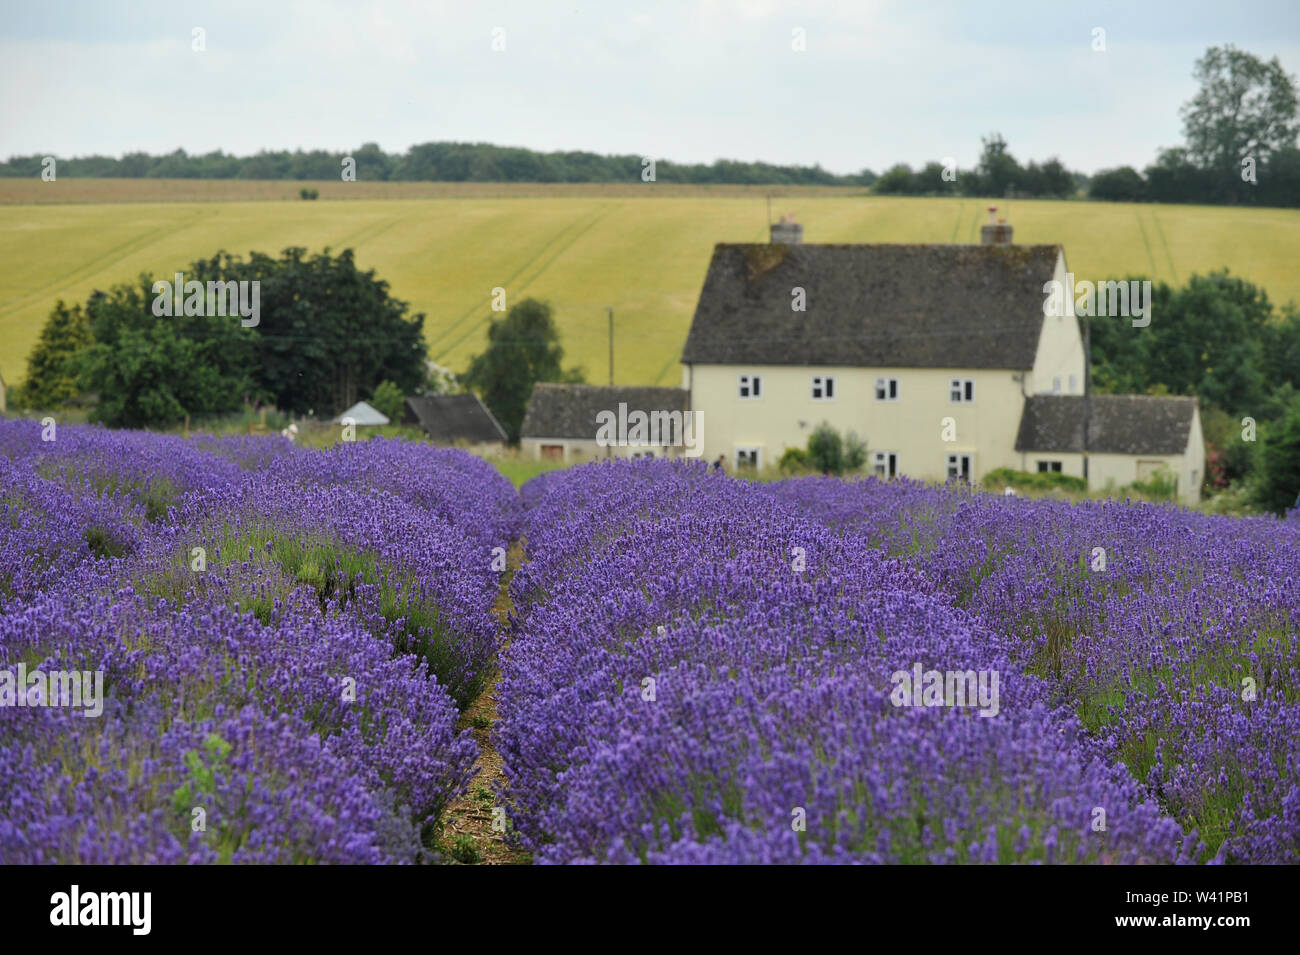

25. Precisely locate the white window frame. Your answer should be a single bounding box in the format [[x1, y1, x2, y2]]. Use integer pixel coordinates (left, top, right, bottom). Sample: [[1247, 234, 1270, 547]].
[[875, 377, 899, 401], [811, 375, 836, 401], [872, 451, 898, 479], [946, 453, 972, 481], [1036, 460, 1062, 473], [738, 374, 762, 399], [1052, 376, 1062, 394], [949, 378, 975, 403], [1068, 373, 1078, 394], [736, 447, 761, 471]]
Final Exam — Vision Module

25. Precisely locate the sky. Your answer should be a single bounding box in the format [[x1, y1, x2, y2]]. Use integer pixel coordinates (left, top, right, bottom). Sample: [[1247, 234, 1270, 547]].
[[2, 0, 1299, 175]]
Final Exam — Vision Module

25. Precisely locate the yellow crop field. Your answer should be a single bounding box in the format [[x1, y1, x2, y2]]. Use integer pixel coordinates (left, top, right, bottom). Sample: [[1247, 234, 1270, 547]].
[[2, 180, 1298, 388]]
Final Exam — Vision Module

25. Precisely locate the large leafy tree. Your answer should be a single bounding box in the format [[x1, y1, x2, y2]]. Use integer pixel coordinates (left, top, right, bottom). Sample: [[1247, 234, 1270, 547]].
[[1089, 271, 1281, 414], [78, 278, 260, 428], [190, 247, 428, 416], [463, 298, 583, 443], [1181, 45, 1299, 201], [1257, 393, 1300, 514], [21, 299, 92, 408], [971, 132, 1023, 197]]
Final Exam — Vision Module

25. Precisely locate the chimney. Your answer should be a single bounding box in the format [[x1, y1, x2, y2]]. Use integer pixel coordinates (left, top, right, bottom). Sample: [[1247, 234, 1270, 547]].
[[770, 213, 803, 244], [980, 205, 1013, 245]]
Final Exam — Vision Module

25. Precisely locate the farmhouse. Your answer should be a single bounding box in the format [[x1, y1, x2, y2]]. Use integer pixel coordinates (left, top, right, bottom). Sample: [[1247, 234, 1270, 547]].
[[680, 214, 1204, 503], [403, 394, 507, 451], [521, 383, 692, 461]]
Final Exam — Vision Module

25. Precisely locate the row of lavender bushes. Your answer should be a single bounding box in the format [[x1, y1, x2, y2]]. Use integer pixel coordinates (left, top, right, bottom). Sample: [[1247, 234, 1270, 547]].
[[499, 460, 1299, 863], [0, 421, 518, 863]]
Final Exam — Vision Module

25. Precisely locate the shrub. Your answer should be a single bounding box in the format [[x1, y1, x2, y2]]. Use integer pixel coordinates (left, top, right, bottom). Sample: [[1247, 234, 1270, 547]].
[[778, 447, 808, 472], [982, 467, 1088, 494], [370, 380, 404, 422], [1125, 467, 1179, 501], [1256, 394, 1300, 514]]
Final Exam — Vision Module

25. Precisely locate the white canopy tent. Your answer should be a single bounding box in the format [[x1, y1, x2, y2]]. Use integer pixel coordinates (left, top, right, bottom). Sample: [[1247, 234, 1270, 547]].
[[332, 401, 390, 426]]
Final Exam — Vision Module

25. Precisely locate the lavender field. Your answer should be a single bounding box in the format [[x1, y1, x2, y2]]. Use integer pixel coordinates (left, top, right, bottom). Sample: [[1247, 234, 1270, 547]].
[[2, 421, 1297, 863]]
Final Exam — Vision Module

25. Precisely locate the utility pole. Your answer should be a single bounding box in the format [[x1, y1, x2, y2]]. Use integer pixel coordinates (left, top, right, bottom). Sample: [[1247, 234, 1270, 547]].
[[605, 306, 615, 460], [1082, 310, 1091, 484]]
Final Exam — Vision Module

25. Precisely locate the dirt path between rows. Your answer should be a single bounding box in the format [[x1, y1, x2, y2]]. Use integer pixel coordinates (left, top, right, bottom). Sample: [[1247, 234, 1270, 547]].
[[438, 541, 531, 865]]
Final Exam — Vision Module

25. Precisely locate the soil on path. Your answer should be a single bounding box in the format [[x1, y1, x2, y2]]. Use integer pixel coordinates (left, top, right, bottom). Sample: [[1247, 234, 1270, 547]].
[[438, 542, 531, 865]]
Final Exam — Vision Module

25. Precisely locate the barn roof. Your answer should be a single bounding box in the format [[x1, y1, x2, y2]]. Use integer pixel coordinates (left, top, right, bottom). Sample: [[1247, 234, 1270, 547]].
[[521, 384, 690, 440], [1015, 394, 1198, 455], [682, 243, 1062, 369], [403, 394, 507, 444]]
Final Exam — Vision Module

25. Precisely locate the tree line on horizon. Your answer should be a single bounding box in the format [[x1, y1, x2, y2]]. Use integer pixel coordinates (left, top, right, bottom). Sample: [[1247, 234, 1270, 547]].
[[4, 46, 1297, 207], [0, 141, 875, 188]]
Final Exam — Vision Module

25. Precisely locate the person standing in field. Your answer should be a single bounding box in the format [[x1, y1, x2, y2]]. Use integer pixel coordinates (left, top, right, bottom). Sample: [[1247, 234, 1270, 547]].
[[713, 455, 725, 473]]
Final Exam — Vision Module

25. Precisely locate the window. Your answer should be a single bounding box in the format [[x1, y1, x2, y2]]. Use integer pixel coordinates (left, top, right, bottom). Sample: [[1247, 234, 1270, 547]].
[[875, 377, 899, 401], [949, 378, 975, 403], [540, 444, 563, 461], [811, 375, 835, 400], [1052, 376, 1062, 394], [736, 447, 761, 470], [631, 450, 656, 460], [1036, 460, 1062, 473], [946, 453, 972, 481], [1069, 374, 1078, 394], [873, 451, 898, 479], [739, 374, 762, 399]]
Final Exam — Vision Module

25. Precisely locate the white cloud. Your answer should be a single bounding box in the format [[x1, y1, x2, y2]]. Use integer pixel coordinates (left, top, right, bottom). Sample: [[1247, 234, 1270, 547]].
[[0, 0, 1297, 173]]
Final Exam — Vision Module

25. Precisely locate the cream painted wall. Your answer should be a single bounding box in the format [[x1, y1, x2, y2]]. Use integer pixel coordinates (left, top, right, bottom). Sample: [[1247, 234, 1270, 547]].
[[522, 437, 683, 463], [688, 364, 1030, 481], [1031, 251, 1087, 395], [1091, 454, 1183, 500], [1022, 452, 1085, 476], [1086, 409, 1203, 505], [686, 362, 1203, 503], [1184, 406, 1205, 503]]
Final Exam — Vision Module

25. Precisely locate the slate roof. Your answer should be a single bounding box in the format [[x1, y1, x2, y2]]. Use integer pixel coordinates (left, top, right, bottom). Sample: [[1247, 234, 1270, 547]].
[[521, 384, 690, 440], [403, 394, 507, 444], [333, 400, 390, 426], [681, 243, 1063, 369], [1015, 395, 1198, 455]]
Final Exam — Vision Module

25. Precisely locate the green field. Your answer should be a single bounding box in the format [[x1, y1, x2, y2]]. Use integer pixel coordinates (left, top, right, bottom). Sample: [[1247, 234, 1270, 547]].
[[3, 181, 1299, 388]]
